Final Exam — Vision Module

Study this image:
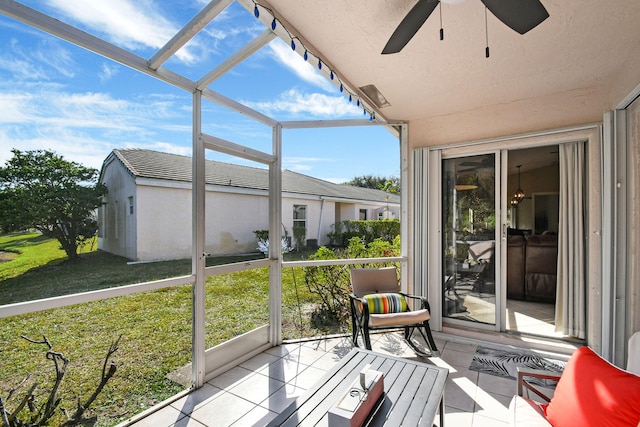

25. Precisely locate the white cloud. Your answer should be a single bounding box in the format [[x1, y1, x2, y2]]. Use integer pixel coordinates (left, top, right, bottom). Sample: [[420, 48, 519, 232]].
[[45, 0, 198, 64], [269, 41, 335, 92], [123, 141, 191, 157], [0, 38, 76, 80], [323, 177, 350, 184], [283, 156, 332, 172], [31, 40, 76, 78], [99, 62, 120, 83], [243, 88, 362, 118], [0, 86, 191, 169]]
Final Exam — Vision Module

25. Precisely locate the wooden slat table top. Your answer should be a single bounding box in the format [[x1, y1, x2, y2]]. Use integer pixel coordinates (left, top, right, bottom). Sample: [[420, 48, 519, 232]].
[[267, 348, 449, 426]]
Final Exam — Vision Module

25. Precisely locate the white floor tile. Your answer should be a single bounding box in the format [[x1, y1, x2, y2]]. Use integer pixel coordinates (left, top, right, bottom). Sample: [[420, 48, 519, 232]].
[[130, 333, 540, 427], [472, 413, 510, 427], [230, 405, 278, 426], [258, 357, 309, 383], [438, 407, 474, 427], [258, 383, 306, 413], [441, 347, 476, 369], [228, 372, 285, 405], [171, 383, 223, 415], [131, 405, 187, 427], [207, 365, 255, 390], [189, 391, 256, 426], [287, 365, 327, 390], [472, 389, 512, 421], [477, 372, 517, 398], [239, 352, 281, 372]]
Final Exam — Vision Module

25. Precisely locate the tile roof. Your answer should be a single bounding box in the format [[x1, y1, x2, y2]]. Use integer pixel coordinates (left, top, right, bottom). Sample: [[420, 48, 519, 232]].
[[107, 148, 399, 204]]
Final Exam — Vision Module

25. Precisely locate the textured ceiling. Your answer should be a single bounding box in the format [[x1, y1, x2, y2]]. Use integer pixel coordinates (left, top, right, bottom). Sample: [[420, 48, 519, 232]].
[[263, 0, 640, 127]]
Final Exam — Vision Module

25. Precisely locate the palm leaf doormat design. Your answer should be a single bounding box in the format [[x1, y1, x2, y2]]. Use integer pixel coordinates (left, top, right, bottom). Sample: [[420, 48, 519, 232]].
[[469, 346, 566, 387]]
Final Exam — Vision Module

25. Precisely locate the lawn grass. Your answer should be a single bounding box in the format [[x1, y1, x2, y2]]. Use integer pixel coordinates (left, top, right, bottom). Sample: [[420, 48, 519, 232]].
[[0, 233, 344, 426], [0, 232, 68, 281]]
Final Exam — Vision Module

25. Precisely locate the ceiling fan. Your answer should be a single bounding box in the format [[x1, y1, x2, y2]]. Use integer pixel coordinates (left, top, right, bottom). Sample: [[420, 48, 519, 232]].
[[458, 156, 494, 173], [382, 0, 549, 54]]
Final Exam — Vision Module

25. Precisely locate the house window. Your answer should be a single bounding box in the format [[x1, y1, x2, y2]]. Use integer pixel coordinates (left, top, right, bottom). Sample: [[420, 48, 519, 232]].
[[128, 196, 134, 215], [359, 209, 367, 220], [293, 205, 306, 228]]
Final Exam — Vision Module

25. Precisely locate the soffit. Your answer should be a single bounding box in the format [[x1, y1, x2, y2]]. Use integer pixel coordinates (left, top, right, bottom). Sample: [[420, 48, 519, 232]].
[[263, 0, 640, 123]]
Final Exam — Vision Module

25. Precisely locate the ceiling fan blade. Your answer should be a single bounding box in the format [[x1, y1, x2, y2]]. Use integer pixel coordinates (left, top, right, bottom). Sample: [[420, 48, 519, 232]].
[[481, 0, 549, 35], [382, 0, 439, 54]]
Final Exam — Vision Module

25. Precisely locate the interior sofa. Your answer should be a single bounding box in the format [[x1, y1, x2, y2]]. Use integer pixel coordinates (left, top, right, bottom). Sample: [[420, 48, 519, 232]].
[[507, 234, 558, 302]]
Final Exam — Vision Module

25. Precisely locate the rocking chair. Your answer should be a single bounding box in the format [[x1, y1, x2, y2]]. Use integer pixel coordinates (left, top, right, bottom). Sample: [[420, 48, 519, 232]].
[[349, 267, 438, 356]]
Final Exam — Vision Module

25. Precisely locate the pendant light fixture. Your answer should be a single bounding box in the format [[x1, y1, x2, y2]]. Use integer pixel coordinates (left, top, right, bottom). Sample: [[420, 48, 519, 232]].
[[512, 165, 525, 204]]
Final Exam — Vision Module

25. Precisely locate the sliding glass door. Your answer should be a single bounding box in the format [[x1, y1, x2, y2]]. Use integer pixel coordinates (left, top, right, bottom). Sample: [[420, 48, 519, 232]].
[[442, 154, 499, 328]]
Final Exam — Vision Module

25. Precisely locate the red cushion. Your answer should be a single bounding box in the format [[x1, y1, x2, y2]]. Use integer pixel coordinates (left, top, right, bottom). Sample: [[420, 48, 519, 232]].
[[545, 346, 640, 427]]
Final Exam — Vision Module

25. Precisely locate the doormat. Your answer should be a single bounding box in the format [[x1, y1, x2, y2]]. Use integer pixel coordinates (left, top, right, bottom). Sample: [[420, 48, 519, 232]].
[[469, 346, 566, 387]]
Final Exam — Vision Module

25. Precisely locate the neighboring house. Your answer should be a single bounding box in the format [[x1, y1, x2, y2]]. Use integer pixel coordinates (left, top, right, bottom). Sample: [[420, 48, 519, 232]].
[[98, 148, 399, 261]]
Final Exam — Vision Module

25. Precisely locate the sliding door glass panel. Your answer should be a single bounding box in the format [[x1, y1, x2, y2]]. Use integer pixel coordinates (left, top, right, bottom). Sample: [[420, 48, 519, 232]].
[[442, 154, 496, 326]]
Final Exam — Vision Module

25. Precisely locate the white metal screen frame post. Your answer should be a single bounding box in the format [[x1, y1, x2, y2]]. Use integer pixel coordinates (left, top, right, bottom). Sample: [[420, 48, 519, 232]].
[[399, 124, 410, 293], [601, 110, 629, 365], [192, 90, 207, 388], [269, 124, 283, 345]]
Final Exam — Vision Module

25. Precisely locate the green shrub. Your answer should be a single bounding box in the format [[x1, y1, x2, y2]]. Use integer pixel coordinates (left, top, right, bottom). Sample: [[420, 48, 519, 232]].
[[303, 247, 350, 328], [253, 229, 269, 242], [327, 219, 400, 247], [302, 237, 401, 329], [292, 226, 306, 250]]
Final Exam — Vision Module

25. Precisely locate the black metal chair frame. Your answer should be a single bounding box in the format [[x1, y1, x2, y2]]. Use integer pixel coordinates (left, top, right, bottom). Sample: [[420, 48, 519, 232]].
[[349, 282, 439, 357]]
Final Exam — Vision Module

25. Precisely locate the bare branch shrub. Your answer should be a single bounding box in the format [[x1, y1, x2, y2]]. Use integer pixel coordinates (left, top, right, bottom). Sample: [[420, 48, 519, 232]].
[[1, 335, 121, 426]]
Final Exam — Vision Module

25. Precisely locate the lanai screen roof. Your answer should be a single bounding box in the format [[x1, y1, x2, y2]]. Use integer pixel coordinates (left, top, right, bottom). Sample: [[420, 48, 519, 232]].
[[0, 0, 384, 127]]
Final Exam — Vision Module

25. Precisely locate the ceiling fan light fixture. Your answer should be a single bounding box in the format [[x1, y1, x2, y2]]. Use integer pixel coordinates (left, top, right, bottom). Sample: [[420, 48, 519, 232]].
[[455, 184, 478, 191], [440, 0, 469, 5]]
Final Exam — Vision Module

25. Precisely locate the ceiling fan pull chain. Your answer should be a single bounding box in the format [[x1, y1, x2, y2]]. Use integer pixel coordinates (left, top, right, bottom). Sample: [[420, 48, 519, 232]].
[[485, 6, 490, 58], [439, 3, 444, 40]]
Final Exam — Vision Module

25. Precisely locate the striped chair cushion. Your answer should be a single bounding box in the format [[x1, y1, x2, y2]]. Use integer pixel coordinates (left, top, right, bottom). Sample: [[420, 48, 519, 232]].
[[362, 293, 408, 314]]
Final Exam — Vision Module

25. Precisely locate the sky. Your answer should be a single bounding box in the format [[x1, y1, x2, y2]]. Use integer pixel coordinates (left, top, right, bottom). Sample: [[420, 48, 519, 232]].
[[0, 0, 400, 184]]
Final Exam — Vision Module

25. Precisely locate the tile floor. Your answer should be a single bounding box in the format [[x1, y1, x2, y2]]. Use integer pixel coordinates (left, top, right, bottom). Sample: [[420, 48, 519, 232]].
[[445, 270, 562, 339], [125, 331, 547, 427]]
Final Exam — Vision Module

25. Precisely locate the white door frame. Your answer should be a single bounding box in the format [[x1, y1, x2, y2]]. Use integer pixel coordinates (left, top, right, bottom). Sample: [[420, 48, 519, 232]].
[[416, 124, 601, 347]]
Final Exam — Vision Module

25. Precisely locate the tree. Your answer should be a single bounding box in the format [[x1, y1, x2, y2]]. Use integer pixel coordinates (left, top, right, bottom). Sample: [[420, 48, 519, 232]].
[[343, 175, 399, 193], [0, 149, 107, 260]]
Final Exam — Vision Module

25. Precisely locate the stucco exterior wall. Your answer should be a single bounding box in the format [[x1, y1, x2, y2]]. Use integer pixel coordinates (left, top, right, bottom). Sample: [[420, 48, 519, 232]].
[[135, 185, 272, 260], [136, 184, 192, 261], [99, 164, 398, 261], [281, 196, 328, 247], [207, 190, 271, 255], [338, 203, 358, 222], [98, 159, 137, 260]]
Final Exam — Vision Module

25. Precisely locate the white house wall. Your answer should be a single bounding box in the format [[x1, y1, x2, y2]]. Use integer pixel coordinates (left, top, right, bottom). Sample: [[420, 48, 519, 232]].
[[98, 159, 137, 260], [337, 203, 358, 223], [207, 190, 271, 256], [134, 184, 271, 261], [135, 184, 193, 261], [99, 164, 395, 260]]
